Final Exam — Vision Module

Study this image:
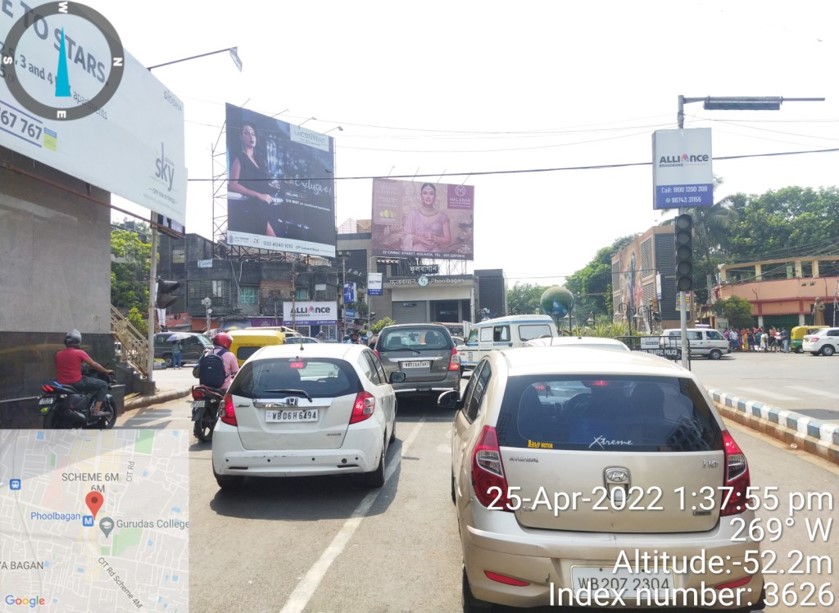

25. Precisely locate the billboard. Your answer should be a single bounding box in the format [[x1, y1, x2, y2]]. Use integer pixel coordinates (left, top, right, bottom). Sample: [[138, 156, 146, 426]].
[[0, 3, 186, 223], [282, 301, 338, 325], [371, 178, 474, 260], [652, 128, 713, 210], [225, 103, 337, 257]]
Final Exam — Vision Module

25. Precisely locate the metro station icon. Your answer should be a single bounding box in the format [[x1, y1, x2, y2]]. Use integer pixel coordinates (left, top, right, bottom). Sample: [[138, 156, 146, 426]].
[[10, 479, 21, 490]]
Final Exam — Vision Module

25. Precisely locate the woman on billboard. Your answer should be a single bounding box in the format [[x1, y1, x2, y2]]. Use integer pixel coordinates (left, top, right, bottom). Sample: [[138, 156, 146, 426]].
[[227, 123, 276, 237], [401, 183, 451, 253]]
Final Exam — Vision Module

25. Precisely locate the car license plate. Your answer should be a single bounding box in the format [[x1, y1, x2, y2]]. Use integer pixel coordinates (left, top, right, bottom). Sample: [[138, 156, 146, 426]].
[[571, 566, 673, 598], [402, 361, 430, 369], [266, 409, 319, 423], [38, 397, 54, 405]]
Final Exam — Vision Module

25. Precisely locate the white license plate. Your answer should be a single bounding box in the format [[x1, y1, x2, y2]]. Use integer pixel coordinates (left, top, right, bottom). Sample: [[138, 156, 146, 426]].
[[266, 409, 319, 423], [402, 361, 430, 369], [571, 566, 673, 598], [192, 400, 206, 408], [38, 397, 54, 405]]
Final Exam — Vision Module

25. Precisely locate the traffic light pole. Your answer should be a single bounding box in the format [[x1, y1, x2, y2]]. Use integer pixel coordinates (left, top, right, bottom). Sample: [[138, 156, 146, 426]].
[[147, 220, 158, 383]]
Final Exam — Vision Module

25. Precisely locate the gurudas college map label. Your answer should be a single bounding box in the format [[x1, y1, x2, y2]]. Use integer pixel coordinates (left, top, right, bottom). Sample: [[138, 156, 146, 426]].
[[0, 430, 188, 611]]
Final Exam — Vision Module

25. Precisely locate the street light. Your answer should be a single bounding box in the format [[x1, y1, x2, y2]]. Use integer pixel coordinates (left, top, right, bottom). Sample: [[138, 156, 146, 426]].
[[324, 126, 344, 134], [300, 116, 317, 126]]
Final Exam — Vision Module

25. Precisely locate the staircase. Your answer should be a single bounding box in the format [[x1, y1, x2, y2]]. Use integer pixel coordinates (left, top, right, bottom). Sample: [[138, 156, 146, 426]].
[[111, 306, 150, 378]]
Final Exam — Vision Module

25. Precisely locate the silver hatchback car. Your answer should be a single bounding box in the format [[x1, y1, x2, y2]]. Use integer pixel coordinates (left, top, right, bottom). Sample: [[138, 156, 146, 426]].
[[374, 323, 461, 399], [442, 347, 764, 611]]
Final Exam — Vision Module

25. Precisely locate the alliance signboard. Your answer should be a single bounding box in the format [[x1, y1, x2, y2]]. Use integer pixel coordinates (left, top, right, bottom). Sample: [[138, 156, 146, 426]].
[[652, 128, 713, 210], [282, 301, 337, 325]]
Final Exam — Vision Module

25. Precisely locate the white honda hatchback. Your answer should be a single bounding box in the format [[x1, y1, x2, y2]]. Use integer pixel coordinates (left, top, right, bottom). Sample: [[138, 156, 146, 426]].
[[442, 347, 764, 612], [212, 343, 405, 490]]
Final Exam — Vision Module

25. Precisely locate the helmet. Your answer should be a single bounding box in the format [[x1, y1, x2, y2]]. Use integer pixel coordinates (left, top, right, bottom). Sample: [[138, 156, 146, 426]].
[[213, 332, 232, 349], [64, 329, 82, 347]]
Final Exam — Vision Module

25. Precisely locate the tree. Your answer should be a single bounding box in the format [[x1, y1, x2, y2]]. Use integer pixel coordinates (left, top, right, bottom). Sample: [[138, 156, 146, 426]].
[[111, 225, 151, 312], [506, 283, 547, 315], [713, 296, 753, 329], [566, 235, 634, 320]]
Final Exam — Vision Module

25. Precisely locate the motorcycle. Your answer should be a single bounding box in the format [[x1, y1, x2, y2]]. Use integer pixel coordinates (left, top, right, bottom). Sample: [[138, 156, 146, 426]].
[[38, 371, 117, 429], [191, 384, 224, 442]]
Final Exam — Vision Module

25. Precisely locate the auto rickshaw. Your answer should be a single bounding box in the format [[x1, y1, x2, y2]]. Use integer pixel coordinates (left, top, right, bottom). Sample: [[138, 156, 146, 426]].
[[790, 325, 828, 353]]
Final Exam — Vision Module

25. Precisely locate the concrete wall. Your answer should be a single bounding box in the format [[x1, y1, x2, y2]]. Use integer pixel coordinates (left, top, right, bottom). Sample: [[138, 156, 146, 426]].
[[0, 146, 113, 426]]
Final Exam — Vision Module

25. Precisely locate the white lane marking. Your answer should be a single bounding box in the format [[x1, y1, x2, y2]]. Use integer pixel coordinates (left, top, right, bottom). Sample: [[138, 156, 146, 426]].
[[280, 416, 427, 613]]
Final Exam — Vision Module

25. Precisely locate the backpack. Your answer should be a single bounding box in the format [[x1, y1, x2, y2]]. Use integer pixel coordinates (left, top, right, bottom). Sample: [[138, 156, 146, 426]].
[[198, 348, 227, 389]]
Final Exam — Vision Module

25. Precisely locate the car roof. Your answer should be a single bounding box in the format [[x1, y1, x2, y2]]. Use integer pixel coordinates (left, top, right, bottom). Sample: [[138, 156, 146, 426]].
[[227, 329, 286, 338], [523, 336, 630, 350], [493, 346, 689, 378], [248, 343, 369, 362], [473, 314, 555, 325], [379, 323, 451, 331]]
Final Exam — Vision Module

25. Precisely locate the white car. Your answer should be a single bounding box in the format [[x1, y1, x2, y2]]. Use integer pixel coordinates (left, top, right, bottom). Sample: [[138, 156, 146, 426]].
[[523, 335, 630, 351], [802, 326, 839, 356], [212, 344, 405, 490], [441, 347, 763, 611]]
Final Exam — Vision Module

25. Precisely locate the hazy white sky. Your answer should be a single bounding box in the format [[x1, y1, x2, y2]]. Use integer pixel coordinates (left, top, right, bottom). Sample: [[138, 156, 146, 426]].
[[85, 0, 839, 285]]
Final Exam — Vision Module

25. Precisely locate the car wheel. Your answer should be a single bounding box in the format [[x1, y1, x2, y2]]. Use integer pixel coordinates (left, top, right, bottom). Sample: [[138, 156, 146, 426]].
[[363, 437, 386, 488], [821, 345, 835, 357], [213, 467, 244, 490], [390, 401, 398, 443], [708, 349, 722, 360], [462, 567, 492, 612]]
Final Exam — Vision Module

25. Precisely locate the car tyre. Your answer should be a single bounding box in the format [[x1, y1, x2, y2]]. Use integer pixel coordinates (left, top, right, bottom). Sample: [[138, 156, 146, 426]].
[[462, 567, 492, 612], [821, 344, 835, 357], [708, 348, 722, 360], [213, 467, 244, 490], [363, 437, 386, 488]]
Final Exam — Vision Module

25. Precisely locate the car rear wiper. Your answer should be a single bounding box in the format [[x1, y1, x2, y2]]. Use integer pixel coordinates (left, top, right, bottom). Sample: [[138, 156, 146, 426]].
[[263, 388, 313, 402]]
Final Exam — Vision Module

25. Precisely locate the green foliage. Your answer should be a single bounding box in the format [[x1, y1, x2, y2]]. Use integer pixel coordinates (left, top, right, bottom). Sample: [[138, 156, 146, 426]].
[[712, 296, 754, 329], [370, 317, 395, 334], [111, 226, 151, 312], [127, 306, 147, 335], [506, 283, 547, 315], [566, 235, 633, 321]]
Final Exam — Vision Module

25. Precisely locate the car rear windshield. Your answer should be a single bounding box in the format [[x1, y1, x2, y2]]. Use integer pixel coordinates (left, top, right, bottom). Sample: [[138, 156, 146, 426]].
[[378, 328, 451, 351], [229, 358, 360, 399], [496, 375, 722, 452]]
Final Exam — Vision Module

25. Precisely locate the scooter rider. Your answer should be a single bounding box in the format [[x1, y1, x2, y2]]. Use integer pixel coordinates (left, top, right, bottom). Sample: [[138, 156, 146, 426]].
[[54, 329, 113, 417], [207, 332, 239, 391]]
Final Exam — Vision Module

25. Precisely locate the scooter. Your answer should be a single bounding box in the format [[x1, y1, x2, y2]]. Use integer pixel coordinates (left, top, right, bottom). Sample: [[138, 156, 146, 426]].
[[38, 371, 117, 429], [190, 384, 224, 442]]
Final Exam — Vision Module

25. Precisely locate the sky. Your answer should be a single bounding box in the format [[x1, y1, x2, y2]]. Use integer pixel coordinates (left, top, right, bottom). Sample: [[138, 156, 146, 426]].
[[80, 0, 839, 286]]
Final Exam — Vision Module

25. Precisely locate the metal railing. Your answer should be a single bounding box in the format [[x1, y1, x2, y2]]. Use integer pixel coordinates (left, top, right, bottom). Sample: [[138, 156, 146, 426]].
[[110, 306, 149, 378]]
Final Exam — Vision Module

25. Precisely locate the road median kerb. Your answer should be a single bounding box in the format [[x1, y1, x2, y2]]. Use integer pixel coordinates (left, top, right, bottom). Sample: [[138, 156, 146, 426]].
[[123, 387, 192, 411], [707, 387, 839, 466]]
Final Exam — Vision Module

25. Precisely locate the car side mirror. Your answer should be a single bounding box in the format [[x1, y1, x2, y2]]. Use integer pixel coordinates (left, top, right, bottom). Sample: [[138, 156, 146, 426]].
[[437, 389, 462, 410], [390, 371, 407, 384]]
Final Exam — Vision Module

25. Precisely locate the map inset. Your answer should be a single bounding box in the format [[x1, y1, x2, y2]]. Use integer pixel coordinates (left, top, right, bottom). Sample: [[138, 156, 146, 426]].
[[0, 430, 188, 611]]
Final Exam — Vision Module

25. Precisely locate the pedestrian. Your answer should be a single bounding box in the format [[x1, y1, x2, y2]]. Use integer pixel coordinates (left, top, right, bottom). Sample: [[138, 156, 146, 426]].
[[171, 340, 183, 369], [781, 328, 790, 353], [728, 328, 738, 352]]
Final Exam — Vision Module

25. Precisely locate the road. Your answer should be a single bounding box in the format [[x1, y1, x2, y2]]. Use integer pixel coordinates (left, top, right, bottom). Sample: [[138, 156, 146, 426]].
[[121, 364, 839, 613]]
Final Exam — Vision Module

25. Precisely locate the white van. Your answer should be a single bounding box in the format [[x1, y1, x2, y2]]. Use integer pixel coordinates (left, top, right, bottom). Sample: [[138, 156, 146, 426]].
[[661, 327, 730, 360], [457, 314, 559, 371]]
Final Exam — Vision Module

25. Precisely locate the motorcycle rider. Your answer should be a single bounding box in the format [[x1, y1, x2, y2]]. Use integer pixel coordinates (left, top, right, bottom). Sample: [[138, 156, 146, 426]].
[[54, 329, 114, 417], [206, 332, 239, 391]]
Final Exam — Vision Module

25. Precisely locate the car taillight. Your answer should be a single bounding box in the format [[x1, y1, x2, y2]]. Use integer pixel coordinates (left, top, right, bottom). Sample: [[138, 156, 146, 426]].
[[350, 391, 375, 424], [448, 347, 460, 372], [721, 430, 750, 516], [219, 394, 237, 426], [471, 426, 512, 511]]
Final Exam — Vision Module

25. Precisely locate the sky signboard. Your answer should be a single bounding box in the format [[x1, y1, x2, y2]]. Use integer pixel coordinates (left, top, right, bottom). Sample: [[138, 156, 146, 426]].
[[371, 178, 474, 260], [282, 301, 337, 325], [652, 128, 713, 210], [0, 3, 187, 223], [225, 103, 337, 257]]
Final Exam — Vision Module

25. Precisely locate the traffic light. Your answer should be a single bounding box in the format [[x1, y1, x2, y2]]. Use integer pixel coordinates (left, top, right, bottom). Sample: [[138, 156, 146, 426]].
[[674, 213, 693, 292], [155, 278, 180, 309]]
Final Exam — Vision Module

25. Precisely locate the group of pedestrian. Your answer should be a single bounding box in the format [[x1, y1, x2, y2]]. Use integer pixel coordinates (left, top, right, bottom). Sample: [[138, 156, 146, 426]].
[[723, 326, 790, 353]]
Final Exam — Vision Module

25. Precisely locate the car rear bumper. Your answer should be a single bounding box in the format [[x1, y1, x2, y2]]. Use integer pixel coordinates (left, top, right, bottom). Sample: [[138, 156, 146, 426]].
[[211, 421, 384, 477], [461, 505, 763, 609]]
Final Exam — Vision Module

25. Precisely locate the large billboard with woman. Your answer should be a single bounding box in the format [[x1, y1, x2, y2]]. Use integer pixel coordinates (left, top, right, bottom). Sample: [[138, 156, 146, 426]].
[[225, 103, 337, 257], [371, 178, 474, 260]]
